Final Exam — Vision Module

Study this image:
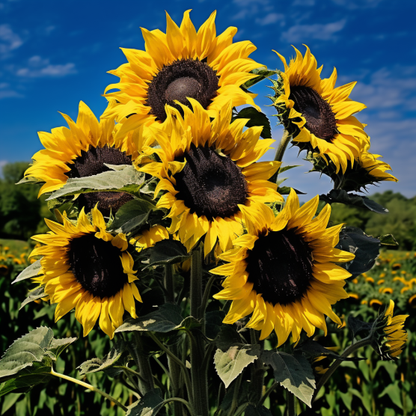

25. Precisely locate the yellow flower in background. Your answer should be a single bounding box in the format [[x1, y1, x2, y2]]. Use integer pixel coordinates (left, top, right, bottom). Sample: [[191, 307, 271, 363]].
[[131, 225, 170, 252], [24, 101, 147, 216], [30, 206, 143, 339], [382, 300, 408, 358], [104, 10, 262, 137], [139, 100, 282, 257], [272, 46, 368, 173], [212, 189, 354, 346]]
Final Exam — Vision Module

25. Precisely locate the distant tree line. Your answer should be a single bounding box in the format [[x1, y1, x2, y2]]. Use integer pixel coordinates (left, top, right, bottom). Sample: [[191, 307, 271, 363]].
[[330, 190, 416, 251], [0, 162, 52, 241], [1, 162, 415, 250]]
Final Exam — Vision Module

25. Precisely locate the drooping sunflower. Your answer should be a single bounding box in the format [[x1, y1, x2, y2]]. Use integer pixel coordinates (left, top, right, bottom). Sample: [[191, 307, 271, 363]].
[[139, 99, 282, 257], [24, 101, 147, 216], [381, 300, 408, 358], [212, 189, 355, 346], [30, 206, 142, 338], [103, 10, 262, 137], [318, 141, 398, 192], [272, 46, 369, 173]]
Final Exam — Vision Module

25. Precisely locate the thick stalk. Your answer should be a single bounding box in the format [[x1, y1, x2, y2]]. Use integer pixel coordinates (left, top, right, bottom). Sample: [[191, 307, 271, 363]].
[[313, 337, 371, 402], [250, 329, 264, 403], [50, 367, 127, 411], [164, 264, 183, 415], [190, 246, 209, 416], [286, 390, 296, 416], [270, 130, 291, 184], [134, 332, 155, 395]]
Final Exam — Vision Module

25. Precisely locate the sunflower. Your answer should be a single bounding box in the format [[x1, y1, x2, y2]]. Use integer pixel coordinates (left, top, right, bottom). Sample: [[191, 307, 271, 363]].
[[130, 224, 170, 252], [272, 46, 369, 173], [30, 206, 143, 338], [139, 100, 282, 257], [103, 10, 262, 137], [24, 101, 147, 216], [212, 189, 355, 346], [320, 141, 398, 192], [382, 300, 408, 358]]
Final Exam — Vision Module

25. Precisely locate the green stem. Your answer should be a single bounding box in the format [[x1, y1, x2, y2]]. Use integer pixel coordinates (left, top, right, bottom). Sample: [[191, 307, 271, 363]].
[[313, 336, 372, 402], [164, 264, 175, 304], [50, 367, 127, 412], [149, 332, 193, 403], [286, 390, 296, 416], [200, 273, 218, 328], [190, 246, 209, 416], [258, 382, 278, 407], [270, 130, 291, 183], [162, 397, 194, 415], [250, 329, 264, 403], [134, 332, 155, 394]]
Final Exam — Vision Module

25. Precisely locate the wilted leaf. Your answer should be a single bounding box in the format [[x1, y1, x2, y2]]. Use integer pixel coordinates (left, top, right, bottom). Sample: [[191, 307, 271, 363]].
[[336, 226, 380, 276], [214, 344, 261, 388], [320, 190, 388, 214], [262, 351, 315, 407], [78, 341, 126, 376]]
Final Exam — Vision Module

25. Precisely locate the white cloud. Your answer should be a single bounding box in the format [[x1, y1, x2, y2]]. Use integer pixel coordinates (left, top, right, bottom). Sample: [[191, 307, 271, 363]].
[[231, 0, 274, 20], [331, 0, 383, 9], [281, 19, 347, 43], [0, 24, 23, 55], [16, 56, 77, 78], [255, 13, 285, 26], [0, 89, 23, 98]]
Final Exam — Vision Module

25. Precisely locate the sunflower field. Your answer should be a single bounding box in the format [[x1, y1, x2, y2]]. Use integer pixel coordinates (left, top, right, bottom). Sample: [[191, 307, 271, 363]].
[[0, 10, 413, 416]]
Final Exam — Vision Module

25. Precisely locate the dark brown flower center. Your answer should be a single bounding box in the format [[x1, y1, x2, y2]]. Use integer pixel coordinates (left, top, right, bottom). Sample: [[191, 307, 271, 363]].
[[69, 234, 128, 298], [147, 59, 219, 122], [67, 145, 133, 216], [290, 86, 337, 142], [246, 228, 314, 306], [173, 144, 248, 221]]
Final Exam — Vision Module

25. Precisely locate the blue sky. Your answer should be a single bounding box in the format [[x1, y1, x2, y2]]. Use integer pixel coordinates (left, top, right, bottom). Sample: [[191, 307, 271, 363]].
[[1, 0, 415, 200]]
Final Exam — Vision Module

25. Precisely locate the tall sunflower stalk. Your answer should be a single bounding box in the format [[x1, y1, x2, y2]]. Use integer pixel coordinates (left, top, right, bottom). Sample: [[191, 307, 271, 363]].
[[1, 11, 405, 416]]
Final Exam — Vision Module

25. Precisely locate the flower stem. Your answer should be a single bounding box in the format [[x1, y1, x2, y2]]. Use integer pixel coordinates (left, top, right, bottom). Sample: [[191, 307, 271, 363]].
[[190, 246, 209, 416], [274, 129, 291, 163], [133, 332, 155, 395], [313, 336, 372, 402], [164, 264, 175, 304], [286, 390, 296, 416], [50, 367, 128, 412]]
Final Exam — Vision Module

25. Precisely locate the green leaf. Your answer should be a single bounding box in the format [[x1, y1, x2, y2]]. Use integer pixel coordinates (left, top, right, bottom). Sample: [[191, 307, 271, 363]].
[[277, 186, 305, 195], [1, 392, 22, 413], [214, 344, 261, 388], [146, 240, 190, 267], [295, 339, 351, 361], [278, 165, 301, 174], [0, 327, 77, 396], [109, 199, 156, 235], [320, 189, 388, 214], [12, 260, 42, 284], [126, 390, 164, 416], [336, 226, 380, 277], [115, 304, 184, 333], [339, 391, 352, 411], [233, 107, 271, 139], [20, 286, 47, 310], [46, 165, 145, 200], [242, 68, 278, 90], [379, 382, 403, 410], [0, 364, 53, 397], [262, 351, 315, 407], [78, 342, 126, 376], [347, 316, 373, 339]]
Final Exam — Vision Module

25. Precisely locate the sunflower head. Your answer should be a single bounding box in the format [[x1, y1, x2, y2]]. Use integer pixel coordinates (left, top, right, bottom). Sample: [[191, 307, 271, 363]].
[[270, 46, 369, 174], [30, 206, 143, 338], [103, 10, 263, 138], [24, 101, 146, 216], [139, 99, 282, 257], [313, 139, 398, 192], [378, 300, 408, 359], [212, 188, 354, 346]]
